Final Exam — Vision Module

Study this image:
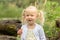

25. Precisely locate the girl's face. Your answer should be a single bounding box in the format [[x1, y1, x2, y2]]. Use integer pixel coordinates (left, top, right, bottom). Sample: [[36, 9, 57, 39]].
[[24, 10, 38, 24]]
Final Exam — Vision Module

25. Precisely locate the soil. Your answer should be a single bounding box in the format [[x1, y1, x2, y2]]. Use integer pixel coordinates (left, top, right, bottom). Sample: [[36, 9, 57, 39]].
[[0, 35, 16, 40]]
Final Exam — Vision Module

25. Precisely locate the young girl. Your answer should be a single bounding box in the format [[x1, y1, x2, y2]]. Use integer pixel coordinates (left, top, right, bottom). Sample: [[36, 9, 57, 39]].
[[17, 6, 46, 40]]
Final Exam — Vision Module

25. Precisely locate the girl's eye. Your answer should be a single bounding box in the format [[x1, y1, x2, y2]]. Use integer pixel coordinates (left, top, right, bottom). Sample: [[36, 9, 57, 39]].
[[31, 15, 34, 16], [26, 15, 29, 16]]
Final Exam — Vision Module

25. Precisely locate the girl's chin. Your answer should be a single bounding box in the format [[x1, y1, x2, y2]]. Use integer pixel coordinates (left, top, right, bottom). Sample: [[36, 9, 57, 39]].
[[27, 22, 34, 24]]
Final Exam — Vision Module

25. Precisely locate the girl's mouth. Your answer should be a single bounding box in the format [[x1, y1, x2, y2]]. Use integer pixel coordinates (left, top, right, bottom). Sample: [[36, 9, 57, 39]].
[[28, 20, 32, 22]]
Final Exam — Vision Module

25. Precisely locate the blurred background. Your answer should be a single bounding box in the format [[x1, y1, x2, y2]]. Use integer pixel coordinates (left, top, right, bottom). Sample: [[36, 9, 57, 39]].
[[0, 0, 60, 40]]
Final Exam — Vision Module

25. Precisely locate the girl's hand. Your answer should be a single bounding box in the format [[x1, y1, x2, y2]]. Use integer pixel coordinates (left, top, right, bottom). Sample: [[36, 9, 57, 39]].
[[17, 29, 22, 35]]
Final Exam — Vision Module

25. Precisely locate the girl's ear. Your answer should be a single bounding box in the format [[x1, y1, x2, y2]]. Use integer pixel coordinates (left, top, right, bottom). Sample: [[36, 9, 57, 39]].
[[37, 12, 40, 18], [36, 12, 39, 18]]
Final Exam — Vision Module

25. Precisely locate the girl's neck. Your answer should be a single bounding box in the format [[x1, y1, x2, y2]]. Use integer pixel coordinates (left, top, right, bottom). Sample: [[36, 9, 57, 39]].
[[27, 23, 36, 29]]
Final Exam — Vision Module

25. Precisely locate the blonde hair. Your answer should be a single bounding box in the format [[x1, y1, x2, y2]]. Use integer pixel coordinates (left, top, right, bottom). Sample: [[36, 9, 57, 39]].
[[21, 6, 45, 26], [39, 10, 45, 26]]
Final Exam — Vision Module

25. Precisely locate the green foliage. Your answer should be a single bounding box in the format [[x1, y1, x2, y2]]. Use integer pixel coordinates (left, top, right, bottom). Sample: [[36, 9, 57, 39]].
[[0, 0, 60, 38], [0, 3, 23, 19], [45, 1, 60, 20], [44, 1, 60, 37]]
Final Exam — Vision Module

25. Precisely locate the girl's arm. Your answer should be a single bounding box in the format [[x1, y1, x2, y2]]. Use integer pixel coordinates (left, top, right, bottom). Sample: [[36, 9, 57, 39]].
[[17, 29, 22, 35]]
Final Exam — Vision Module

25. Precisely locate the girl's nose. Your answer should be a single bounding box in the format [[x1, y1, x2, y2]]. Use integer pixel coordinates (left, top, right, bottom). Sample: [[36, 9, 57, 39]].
[[28, 15, 32, 18]]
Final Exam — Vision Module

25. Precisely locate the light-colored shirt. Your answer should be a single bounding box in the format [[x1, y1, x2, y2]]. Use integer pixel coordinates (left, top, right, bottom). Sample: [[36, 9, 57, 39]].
[[21, 23, 46, 40], [26, 29, 37, 40]]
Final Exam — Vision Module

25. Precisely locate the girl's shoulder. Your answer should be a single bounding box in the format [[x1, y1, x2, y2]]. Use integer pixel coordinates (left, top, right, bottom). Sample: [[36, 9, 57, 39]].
[[36, 23, 43, 30], [21, 24, 27, 29], [36, 23, 42, 28]]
